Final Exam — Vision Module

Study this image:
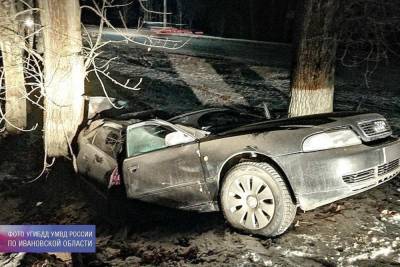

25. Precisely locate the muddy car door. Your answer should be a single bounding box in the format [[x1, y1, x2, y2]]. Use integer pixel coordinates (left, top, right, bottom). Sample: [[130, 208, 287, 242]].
[[77, 124, 123, 187], [123, 121, 211, 209]]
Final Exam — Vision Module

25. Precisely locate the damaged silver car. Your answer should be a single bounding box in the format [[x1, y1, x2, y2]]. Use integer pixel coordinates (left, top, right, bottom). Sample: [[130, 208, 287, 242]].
[[77, 98, 400, 237]]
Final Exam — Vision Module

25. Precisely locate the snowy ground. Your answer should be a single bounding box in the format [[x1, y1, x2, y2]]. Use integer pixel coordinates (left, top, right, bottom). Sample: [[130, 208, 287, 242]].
[[0, 41, 399, 266], [87, 42, 400, 133]]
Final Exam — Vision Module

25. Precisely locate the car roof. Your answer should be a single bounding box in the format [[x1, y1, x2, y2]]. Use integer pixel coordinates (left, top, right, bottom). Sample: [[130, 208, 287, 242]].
[[168, 108, 230, 122]]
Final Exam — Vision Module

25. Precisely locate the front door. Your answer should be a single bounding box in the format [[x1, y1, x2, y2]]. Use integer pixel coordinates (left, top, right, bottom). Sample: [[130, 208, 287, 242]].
[[123, 122, 211, 209]]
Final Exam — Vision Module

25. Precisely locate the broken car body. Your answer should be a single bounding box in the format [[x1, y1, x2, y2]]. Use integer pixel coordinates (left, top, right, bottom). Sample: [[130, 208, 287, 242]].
[[76, 99, 400, 236]]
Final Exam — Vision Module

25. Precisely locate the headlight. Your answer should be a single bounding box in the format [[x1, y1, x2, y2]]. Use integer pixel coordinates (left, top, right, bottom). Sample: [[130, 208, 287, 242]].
[[303, 129, 361, 152]]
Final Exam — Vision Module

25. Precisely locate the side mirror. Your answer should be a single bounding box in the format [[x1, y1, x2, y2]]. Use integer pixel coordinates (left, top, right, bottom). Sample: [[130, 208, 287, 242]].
[[165, 131, 195, 146]]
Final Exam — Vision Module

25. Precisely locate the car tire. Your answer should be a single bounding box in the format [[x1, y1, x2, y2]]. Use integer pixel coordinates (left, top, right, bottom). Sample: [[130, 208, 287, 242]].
[[220, 162, 296, 237]]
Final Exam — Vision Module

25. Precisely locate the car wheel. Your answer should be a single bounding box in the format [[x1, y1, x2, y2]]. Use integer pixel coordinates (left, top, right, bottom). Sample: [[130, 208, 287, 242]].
[[220, 162, 296, 237]]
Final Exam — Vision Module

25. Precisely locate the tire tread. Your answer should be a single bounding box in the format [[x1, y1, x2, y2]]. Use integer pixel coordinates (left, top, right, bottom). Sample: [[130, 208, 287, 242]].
[[222, 161, 296, 236]]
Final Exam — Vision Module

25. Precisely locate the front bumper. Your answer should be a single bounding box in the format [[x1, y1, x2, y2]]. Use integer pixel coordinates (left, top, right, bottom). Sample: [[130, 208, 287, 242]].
[[275, 137, 400, 211]]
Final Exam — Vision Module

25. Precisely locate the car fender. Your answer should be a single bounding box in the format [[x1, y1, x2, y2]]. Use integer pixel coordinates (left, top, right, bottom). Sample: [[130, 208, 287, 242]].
[[216, 150, 298, 204]]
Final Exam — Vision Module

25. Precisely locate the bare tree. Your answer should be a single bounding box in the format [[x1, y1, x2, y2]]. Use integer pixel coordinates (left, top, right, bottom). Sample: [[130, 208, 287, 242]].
[[338, 0, 400, 87], [288, 0, 341, 117], [0, 0, 190, 177], [38, 0, 85, 157], [81, 0, 187, 111], [289, 0, 400, 117], [0, 0, 27, 133]]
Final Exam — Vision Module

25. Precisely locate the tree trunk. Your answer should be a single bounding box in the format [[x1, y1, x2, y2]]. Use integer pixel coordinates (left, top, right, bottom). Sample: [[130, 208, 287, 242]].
[[0, 0, 27, 133], [288, 0, 340, 117], [39, 0, 85, 157]]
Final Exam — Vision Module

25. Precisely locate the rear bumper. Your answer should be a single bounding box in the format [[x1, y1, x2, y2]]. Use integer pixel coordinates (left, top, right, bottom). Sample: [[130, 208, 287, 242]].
[[275, 137, 400, 211]]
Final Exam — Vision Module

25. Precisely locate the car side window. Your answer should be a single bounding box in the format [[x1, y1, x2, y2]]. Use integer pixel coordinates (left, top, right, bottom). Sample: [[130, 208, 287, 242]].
[[93, 126, 123, 158], [126, 124, 175, 158]]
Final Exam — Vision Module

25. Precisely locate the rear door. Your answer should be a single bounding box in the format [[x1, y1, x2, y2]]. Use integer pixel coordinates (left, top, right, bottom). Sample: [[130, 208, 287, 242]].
[[77, 125, 123, 187], [123, 121, 211, 209]]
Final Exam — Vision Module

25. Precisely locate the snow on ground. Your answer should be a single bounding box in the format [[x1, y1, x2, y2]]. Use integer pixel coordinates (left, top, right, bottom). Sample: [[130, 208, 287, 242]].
[[87, 42, 400, 266], [0, 41, 399, 266], [169, 56, 249, 106], [90, 42, 400, 134]]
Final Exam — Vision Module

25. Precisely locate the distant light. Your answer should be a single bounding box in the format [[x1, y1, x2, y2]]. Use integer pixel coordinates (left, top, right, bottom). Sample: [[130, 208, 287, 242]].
[[24, 17, 34, 28]]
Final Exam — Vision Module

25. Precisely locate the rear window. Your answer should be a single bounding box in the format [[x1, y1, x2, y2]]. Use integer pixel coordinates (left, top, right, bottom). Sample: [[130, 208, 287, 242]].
[[198, 111, 262, 132], [93, 126, 123, 158]]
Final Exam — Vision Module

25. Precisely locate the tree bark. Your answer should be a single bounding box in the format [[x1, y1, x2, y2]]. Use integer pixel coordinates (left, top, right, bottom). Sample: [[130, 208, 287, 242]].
[[288, 0, 340, 117], [39, 0, 85, 157], [0, 0, 27, 133]]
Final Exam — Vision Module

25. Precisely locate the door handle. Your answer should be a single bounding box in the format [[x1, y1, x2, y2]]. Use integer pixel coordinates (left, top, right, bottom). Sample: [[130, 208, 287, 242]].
[[128, 165, 138, 173]]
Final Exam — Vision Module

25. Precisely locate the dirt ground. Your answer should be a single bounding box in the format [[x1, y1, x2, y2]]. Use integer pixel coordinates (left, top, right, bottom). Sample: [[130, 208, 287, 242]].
[[0, 43, 400, 266]]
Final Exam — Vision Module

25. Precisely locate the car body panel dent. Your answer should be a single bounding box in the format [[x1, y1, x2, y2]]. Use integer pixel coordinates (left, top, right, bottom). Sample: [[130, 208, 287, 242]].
[[76, 105, 400, 214], [275, 138, 400, 210], [76, 144, 117, 187], [123, 141, 212, 209]]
